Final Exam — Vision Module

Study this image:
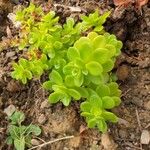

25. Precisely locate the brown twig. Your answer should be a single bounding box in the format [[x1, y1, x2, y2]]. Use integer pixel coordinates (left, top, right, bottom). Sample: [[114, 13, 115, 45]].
[[135, 108, 143, 150], [135, 107, 142, 131], [28, 135, 74, 150], [124, 142, 142, 150]]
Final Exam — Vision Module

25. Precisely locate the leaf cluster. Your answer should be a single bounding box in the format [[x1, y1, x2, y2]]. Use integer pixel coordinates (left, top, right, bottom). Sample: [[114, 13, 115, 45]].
[[6, 111, 41, 150], [11, 3, 123, 133], [11, 54, 48, 84]]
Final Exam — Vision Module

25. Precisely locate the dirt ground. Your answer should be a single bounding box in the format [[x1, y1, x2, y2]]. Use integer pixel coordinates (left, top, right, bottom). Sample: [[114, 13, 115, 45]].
[[0, 0, 150, 150]]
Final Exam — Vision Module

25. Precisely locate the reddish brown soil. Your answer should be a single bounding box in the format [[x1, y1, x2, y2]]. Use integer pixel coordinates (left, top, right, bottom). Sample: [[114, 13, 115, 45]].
[[0, 0, 150, 150]]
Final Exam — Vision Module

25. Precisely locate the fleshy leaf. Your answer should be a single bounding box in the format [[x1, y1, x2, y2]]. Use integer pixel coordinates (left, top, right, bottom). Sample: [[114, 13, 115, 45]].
[[96, 84, 110, 97], [102, 96, 115, 109], [43, 81, 52, 90], [86, 61, 103, 76], [112, 96, 121, 106], [80, 102, 91, 112], [74, 37, 92, 61], [97, 119, 107, 133], [61, 96, 71, 106], [93, 35, 106, 49], [68, 89, 81, 100], [67, 47, 80, 61], [48, 92, 65, 104], [102, 59, 114, 72], [87, 32, 98, 40], [108, 82, 121, 97], [102, 111, 118, 123], [50, 70, 63, 85], [88, 118, 97, 128], [92, 48, 109, 64]]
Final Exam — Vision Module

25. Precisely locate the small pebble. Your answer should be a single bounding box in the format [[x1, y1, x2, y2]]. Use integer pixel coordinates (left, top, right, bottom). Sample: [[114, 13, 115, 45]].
[[101, 132, 118, 150], [141, 130, 150, 145], [40, 100, 50, 109], [38, 114, 47, 124], [144, 101, 150, 110], [4, 104, 16, 117], [6, 51, 15, 58], [118, 118, 130, 127], [116, 64, 129, 81], [31, 139, 40, 146]]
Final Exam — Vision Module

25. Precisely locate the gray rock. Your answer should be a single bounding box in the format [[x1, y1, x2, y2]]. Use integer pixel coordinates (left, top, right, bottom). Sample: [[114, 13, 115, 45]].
[[4, 104, 16, 116], [31, 139, 40, 146], [6, 51, 15, 58], [38, 114, 47, 124], [40, 100, 50, 109], [101, 132, 118, 150], [141, 130, 150, 145]]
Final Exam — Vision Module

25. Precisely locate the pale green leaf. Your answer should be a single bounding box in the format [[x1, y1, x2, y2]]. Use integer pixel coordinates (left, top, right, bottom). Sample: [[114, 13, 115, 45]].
[[48, 92, 64, 104], [14, 137, 25, 150], [102, 59, 114, 72], [68, 89, 81, 100], [42, 81, 52, 90], [9, 111, 25, 125], [61, 96, 71, 106], [97, 119, 107, 133], [50, 70, 63, 85], [87, 32, 98, 40], [67, 47, 80, 61], [26, 125, 41, 136], [92, 48, 109, 64], [80, 102, 91, 112], [86, 61, 103, 76], [102, 111, 118, 123], [88, 118, 97, 128], [93, 35, 106, 49], [102, 96, 115, 109], [112, 96, 121, 106], [96, 83, 110, 97]]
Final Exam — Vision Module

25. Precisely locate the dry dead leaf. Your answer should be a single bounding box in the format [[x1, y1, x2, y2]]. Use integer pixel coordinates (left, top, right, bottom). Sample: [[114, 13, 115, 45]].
[[79, 124, 88, 134], [113, 0, 132, 6], [6, 26, 12, 38], [135, 0, 149, 9]]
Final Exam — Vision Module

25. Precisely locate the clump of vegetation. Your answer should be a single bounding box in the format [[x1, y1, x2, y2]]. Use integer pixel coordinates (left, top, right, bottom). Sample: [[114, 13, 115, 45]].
[[10, 3, 122, 132], [6, 111, 41, 150]]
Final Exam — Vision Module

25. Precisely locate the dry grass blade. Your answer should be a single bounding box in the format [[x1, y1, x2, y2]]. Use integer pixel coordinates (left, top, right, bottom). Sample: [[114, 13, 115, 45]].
[[28, 135, 74, 150]]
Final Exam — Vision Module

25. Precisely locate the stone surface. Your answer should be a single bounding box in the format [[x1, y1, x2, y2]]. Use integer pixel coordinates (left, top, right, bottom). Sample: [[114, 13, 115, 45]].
[[38, 114, 47, 124], [40, 100, 50, 109], [31, 139, 40, 146], [140, 130, 150, 145], [101, 132, 118, 150], [4, 104, 16, 116], [6, 51, 15, 58]]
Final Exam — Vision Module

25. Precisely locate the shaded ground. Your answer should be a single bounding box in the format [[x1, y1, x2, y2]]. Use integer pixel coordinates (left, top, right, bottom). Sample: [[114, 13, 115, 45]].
[[0, 0, 150, 149]]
